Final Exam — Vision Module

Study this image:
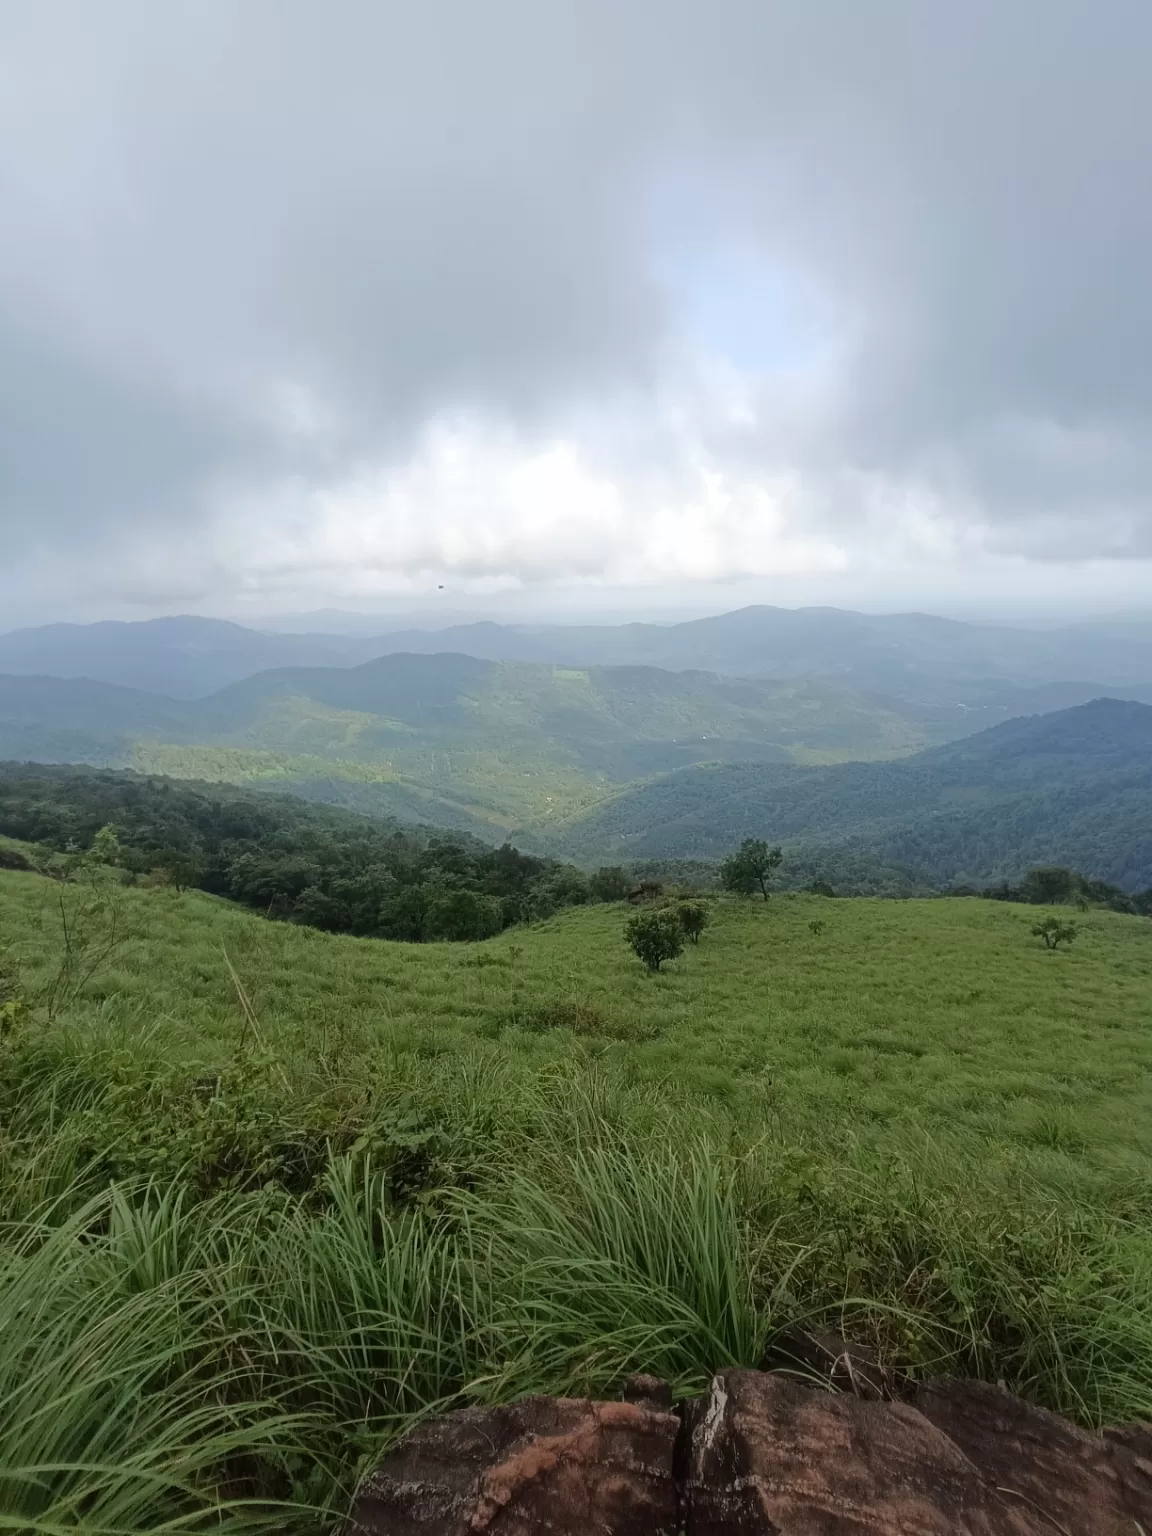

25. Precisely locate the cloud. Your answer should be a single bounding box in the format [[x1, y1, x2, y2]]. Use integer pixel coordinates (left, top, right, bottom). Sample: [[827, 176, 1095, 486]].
[[1, 0, 1150, 622]]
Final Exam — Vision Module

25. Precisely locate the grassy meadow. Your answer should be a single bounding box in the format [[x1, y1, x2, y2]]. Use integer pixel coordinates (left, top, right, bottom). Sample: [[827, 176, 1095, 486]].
[[2, 865, 1152, 1530]]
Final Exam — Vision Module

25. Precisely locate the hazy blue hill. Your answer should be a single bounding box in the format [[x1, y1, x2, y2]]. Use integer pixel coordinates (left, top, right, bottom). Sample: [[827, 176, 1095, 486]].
[[352, 606, 1152, 695], [555, 698, 1152, 890], [0, 615, 383, 697], [8, 605, 1152, 703]]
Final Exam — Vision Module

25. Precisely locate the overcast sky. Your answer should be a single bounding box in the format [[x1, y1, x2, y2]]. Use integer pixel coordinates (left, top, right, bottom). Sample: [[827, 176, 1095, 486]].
[[2, 0, 1151, 628]]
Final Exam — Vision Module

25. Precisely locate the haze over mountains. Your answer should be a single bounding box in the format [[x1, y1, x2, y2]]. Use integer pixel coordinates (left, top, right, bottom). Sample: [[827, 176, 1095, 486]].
[[5, 606, 1152, 699], [1, 604, 1150, 889]]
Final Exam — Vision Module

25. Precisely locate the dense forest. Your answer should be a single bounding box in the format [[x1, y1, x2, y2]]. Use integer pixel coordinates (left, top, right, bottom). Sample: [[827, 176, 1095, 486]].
[[558, 698, 1152, 891], [0, 764, 624, 942]]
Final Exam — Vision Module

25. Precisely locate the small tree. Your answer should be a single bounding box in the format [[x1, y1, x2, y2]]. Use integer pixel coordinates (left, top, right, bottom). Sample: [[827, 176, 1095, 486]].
[[677, 900, 708, 944], [720, 838, 783, 901], [1032, 917, 1078, 950], [154, 849, 204, 893], [625, 908, 684, 972], [41, 825, 134, 1020]]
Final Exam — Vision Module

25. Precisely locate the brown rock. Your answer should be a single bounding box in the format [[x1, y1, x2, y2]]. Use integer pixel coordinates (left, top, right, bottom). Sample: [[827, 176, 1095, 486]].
[[683, 1369, 1035, 1534], [761, 1328, 899, 1401], [622, 1374, 674, 1411], [345, 1394, 680, 1536], [914, 1377, 1152, 1536], [1104, 1419, 1152, 1461]]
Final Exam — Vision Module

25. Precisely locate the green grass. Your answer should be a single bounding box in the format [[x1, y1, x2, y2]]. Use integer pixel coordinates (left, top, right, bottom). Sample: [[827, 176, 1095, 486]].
[[2, 868, 1152, 1530]]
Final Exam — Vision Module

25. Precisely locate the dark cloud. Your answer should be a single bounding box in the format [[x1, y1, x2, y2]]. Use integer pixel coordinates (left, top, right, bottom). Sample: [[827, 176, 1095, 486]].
[[1, 0, 1150, 618]]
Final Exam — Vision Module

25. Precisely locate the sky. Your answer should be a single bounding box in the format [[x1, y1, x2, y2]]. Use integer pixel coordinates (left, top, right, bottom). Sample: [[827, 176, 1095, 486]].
[[2, 0, 1151, 628]]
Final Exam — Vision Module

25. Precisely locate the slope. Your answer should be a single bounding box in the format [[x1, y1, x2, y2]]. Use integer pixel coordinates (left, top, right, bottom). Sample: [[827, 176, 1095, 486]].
[[0, 654, 1004, 830], [554, 698, 1152, 890]]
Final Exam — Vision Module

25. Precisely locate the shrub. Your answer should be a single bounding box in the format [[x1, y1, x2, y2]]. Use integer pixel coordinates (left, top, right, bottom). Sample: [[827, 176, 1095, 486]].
[[625, 908, 684, 972], [1032, 917, 1078, 950], [720, 839, 783, 901], [677, 901, 709, 944], [517, 999, 608, 1035]]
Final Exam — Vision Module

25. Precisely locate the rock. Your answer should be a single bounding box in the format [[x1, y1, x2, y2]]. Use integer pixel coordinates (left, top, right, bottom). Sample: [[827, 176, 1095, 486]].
[[1104, 1420, 1152, 1461], [761, 1327, 898, 1400], [914, 1377, 1152, 1536], [622, 1373, 674, 1411], [344, 1393, 681, 1536], [683, 1369, 1036, 1533], [347, 1370, 1152, 1535]]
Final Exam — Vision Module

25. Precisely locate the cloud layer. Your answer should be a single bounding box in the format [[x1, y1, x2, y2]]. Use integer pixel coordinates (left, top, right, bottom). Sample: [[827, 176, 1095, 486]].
[[2, 0, 1150, 622]]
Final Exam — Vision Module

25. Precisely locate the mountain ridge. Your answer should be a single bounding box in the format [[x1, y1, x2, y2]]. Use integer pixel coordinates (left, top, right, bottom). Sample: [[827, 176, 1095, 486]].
[[550, 697, 1152, 890], [6, 604, 1152, 699]]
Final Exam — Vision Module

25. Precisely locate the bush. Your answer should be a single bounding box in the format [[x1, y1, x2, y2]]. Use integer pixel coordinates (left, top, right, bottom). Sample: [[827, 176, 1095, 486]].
[[516, 999, 608, 1034], [677, 901, 709, 944], [1032, 917, 1078, 950], [625, 908, 685, 972]]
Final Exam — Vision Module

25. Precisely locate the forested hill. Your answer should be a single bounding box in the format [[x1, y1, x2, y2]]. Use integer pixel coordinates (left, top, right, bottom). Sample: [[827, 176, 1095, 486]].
[[0, 763, 601, 942], [554, 698, 1152, 891], [0, 654, 1031, 835]]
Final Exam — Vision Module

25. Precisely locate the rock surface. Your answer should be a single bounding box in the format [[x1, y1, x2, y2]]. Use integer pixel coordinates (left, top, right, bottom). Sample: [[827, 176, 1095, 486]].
[[683, 1369, 1032, 1534], [914, 1377, 1152, 1536], [346, 1356, 1152, 1535], [344, 1393, 680, 1536]]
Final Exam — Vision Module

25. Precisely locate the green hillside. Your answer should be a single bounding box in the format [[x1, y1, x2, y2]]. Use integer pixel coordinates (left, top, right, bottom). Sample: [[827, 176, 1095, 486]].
[[554, 698, 1152, 890], [0, 654, 991, 831], [2, 863, 1152, 1529]]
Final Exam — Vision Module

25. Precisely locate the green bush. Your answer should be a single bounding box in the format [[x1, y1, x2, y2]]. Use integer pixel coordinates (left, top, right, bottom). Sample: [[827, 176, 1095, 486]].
[[677, 901, 709, 944], [625, 908, 685, 972], [1032, 916, 1078, 950]]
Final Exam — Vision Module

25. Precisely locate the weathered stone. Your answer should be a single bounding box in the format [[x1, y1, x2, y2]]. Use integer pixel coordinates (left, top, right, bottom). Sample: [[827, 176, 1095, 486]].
[[1104, 1419, 1152, 1461], [761, 1328, 899, 1401], [344, 1393, 680, 1536], [622, 1374, 674, 1411], [683, 1369, 1035, 1534], [914, 1377, 1152, 1536]]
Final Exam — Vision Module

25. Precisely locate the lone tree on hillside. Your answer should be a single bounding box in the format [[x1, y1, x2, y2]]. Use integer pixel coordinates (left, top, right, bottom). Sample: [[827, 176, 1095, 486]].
[[1032, 917, 1078, 950], [677, 900, 709, 944], [625, 908, 684, 972], [720, 838, 783, 901]]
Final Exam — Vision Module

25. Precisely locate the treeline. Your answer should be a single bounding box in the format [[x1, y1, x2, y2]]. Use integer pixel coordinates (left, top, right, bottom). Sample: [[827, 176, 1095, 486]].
[[0, 764, 630, 943], [973, 865, 1152, 916]]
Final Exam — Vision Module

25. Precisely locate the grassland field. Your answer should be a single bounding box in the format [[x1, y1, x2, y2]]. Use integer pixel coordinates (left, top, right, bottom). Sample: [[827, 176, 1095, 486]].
[[2, 863, 1152, 1531]]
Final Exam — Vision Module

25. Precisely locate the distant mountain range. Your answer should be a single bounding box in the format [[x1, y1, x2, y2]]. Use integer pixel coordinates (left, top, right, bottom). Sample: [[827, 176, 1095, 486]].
[[2, 607, 1150, 890], [5, 605, 1152, 699], [553, 698, 1152, 892], [0, 654, 1033, 837]]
